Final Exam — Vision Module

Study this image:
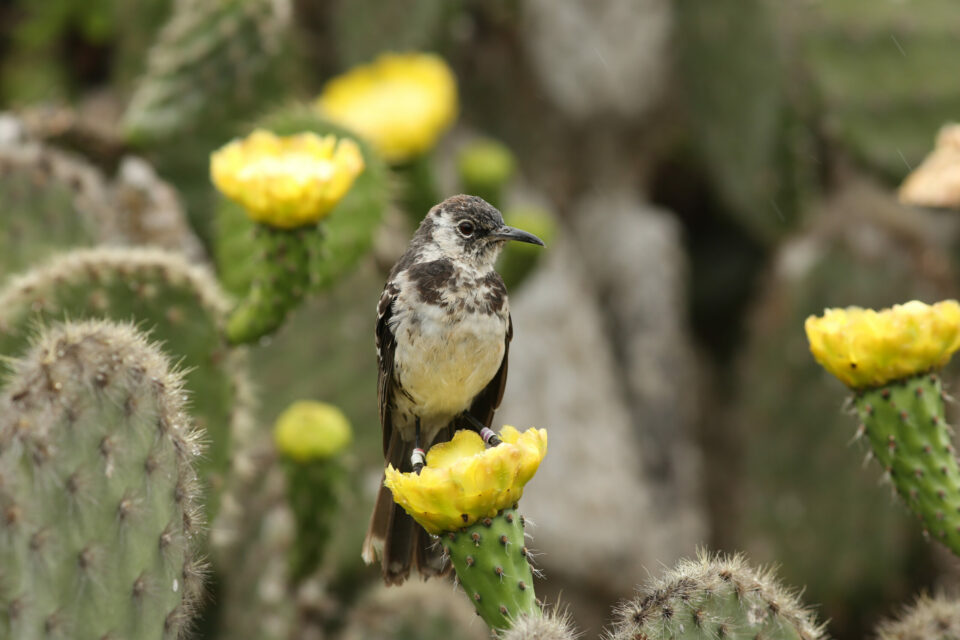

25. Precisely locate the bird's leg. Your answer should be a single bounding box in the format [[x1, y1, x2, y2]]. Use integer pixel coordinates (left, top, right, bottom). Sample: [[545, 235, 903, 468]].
[[461, 412, 502, 447], [411, 417, 426, 474]]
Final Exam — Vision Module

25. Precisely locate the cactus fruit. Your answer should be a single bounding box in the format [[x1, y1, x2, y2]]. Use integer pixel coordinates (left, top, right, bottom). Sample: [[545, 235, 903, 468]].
[[123, 0, 294, 143], [605, 552, 825, 640], [214, 107, 388, 298], [0, 320, 205, 639], [457, 138, 517, 211], [0, 246, 254, 519], [853, 373, 960, 556], [441, 507, 539, 633], [876, 594, 960, 640]]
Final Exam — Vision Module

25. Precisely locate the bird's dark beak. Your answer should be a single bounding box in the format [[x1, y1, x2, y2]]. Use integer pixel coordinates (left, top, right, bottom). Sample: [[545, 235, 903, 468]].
[[492, 225, 546, 247]]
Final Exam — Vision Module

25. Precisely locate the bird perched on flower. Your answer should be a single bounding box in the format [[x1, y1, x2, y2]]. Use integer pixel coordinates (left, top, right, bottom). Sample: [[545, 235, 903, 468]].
[[362, 194, 545, 584]]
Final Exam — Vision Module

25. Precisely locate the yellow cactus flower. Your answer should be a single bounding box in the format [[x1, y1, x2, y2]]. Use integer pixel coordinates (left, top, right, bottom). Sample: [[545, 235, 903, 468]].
[[899, 124, 960, 210], [805, 300, 960, 389], [316, 52, 458, 163], [273, 401, 353, 462], [384, 426, 548, 535], [210, 129, 365, 229]]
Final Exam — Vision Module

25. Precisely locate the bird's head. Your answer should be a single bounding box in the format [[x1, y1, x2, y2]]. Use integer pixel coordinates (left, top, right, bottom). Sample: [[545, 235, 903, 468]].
[[415, 195, 545, 270]]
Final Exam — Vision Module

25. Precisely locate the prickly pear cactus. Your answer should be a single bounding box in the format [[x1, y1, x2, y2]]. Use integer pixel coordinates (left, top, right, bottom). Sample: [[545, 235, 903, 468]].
[[215, 107, 388, 298], [605, 552, 825, 640], [441, 508, 539, 632], [0, 247, 254, 518], [876, 594, 960, 640], [0, 139, 108, 276], [123, 0, 294, 143], [785, 0, 960, 180], [0, 320, 205, 639]]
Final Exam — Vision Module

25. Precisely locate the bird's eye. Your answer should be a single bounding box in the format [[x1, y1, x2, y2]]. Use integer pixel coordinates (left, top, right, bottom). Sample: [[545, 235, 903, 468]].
[[457, 221, 475, 237]]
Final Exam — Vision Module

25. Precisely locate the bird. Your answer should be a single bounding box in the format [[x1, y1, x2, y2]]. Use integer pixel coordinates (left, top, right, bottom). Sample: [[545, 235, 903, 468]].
[[362, 194, 545, 585]]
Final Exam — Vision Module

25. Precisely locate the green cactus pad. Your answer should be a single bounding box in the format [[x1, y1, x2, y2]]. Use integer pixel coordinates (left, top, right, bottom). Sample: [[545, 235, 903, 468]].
[[441, 508, 539, 633], [225, 224, 318, 344], [854, 373, 960, 556], [0, 320, 204, 639], [606, 552, 825, 640], [0, 141, 106, 277], [122, 0, 294, 143], [282, 457, 345, 582], [0, 247, 254, 519]]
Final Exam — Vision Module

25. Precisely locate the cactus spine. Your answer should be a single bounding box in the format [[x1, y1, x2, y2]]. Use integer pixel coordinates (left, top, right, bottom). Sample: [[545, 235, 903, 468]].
[[441, 507, 539, 633], [605, 552, 825, 640], [0, 320, 204, 639], [853, 373, 960, 555], [0, 247, 254, 519]]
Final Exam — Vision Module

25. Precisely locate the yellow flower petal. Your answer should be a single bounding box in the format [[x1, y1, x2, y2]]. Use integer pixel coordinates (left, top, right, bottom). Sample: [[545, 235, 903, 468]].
[[315, 53, 458, 164], [805, 300, 960, 389], [210, 129, 365, 228], [273, 401, 352, 462], [384, 427, 547, 535]]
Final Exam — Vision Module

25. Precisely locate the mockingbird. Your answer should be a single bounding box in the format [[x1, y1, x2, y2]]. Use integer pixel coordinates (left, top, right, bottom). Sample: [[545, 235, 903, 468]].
[[362, 194, 545, 585]]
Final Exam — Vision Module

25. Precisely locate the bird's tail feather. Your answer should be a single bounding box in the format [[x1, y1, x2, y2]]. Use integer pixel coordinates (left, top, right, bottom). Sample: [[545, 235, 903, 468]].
[[362, 425, 453, 585]]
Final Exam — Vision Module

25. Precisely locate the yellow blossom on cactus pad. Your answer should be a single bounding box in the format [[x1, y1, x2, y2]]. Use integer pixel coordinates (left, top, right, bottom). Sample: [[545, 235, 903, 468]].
[[273, 401, 352, 462], [384, 426, 547, 535], [315, 52, 458, 163], [210, 129, 364, 229], [805, 300, 960, 389]]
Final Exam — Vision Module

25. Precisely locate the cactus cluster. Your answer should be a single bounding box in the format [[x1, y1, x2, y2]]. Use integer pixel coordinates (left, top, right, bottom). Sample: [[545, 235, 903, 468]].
[[0, 247, 253, 519], [0, 320, 205, 639]]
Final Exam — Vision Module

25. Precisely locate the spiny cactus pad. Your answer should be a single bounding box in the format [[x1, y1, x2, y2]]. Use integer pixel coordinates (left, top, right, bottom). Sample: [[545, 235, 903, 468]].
[[605, 552, 825, 640], [441, 507, 539, 632], [0, 247, 254, 519], [123, 0, 293, 142], [0, 320, 205, 639], [0, 140, 107, 277], [854, 373, 960, 556], [876, 593, 960, 640]]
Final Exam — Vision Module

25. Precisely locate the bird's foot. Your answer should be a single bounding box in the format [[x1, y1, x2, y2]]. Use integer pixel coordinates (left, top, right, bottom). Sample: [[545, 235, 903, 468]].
[[461, 412, 502, 447], [410, 447, 426, 474]]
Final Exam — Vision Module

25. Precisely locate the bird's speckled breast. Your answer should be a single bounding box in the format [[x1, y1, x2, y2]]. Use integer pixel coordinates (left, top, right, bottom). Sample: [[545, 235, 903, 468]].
[[391, 290, 508, 419]]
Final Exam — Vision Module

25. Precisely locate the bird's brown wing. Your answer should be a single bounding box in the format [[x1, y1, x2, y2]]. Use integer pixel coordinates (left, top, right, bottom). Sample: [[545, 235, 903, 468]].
[[375, 283, 399, 456], [468, 314, 513, 427]]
